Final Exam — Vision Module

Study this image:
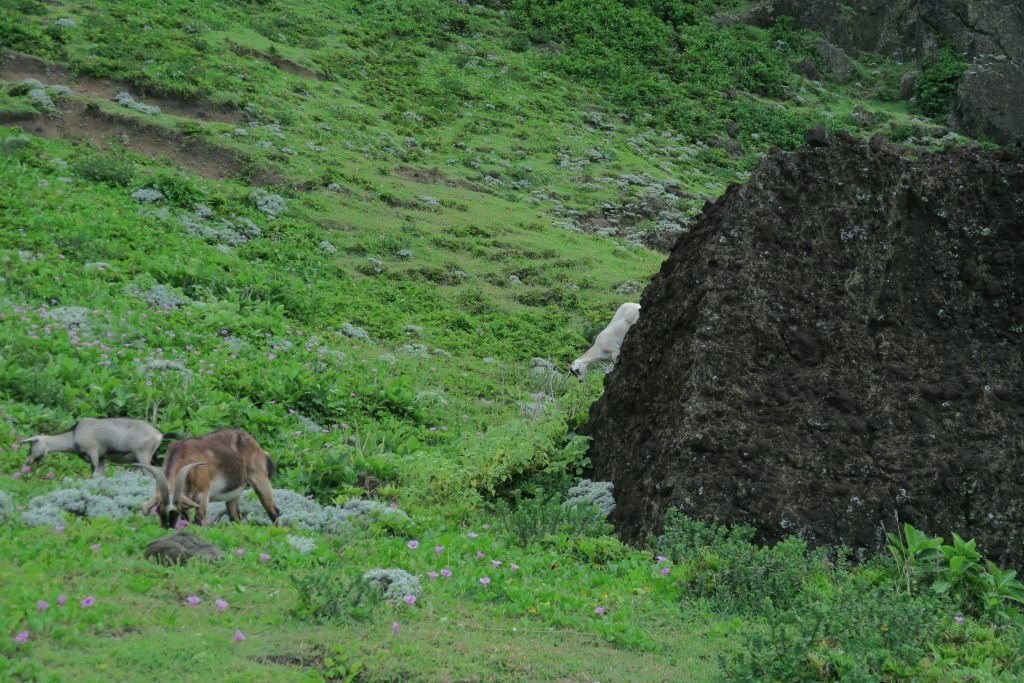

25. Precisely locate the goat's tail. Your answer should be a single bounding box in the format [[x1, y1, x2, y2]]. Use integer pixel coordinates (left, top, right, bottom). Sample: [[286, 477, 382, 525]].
[[266, 454, 277, 479], [160, 431, 186, 442]]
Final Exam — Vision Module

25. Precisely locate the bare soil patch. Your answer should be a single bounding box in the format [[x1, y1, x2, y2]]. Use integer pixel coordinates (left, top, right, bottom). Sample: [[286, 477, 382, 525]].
[[0, 51, 241, 124], [0, 101, 280, 185], [227, 42, 324, 81], [394, 165, 492, 194]]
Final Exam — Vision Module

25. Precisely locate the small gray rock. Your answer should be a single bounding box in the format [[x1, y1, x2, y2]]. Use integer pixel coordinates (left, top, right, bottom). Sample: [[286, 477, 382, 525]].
[[144, 531, 224, 565]]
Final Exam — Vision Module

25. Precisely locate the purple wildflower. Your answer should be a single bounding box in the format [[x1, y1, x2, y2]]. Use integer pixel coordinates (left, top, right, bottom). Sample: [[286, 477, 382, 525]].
[[233, 629, 246, 642], [595, 606, 606, 615], [391, 622, 399, 636], [37, 600, 49, 612], [215, 599, 228, 611], [407, 540, 419, 550], [434, 545, 444, 555], [441, 569, 452, 578], [479, 577, 491, 587], [81, 596, 95, 608], [13, 630, 29, 644], [259, 553, 270, 563], [403, 595, 416, 606], [57, 595, 66, 607], [428, 571, 439, 581], [186, 596, 201, 606]]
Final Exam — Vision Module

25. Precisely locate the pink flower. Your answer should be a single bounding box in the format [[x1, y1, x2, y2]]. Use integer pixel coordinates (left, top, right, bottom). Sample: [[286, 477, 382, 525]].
[[90, 544, 101, 552], [510, 563, 519, 571], [403, 595, 416, 606], [13, 630, 29, 644], [407, 540, 419, 550], [259, 553, 270, 563], [659, 567, 670, 577], [37, 600, 48, 612], [441, 569, 452, 578], [45, 471, 55, 480], [233, 629, 246, 642], [479, 577, 491, 587], [391, 622, 399, 636], [428, 571, 439, 581], [491, 560, 502, 569], [174, 519, 189, 530], [594, 606, 606, 615], [434, 545, 444, 554], [475, 551, 484, 560], [215, 599, 228, 611], [186, 596, 201, 606], [235, 548, 245, 558], [81, 596, 95, 607], [655, 555, 668, 564], [12, 471, 20, 479], [20, 465, 30, 474], [57, 595, 66, 607]]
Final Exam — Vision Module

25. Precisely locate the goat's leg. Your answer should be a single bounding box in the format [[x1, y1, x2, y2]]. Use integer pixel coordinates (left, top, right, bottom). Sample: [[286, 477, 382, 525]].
[[226, 499, 242, 522], [251, 475, 281, 525], [85, 450, 103, 477]]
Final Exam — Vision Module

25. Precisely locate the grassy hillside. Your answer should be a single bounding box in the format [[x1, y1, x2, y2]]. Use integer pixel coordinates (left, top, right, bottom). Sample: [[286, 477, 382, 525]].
[[2, 1, 1019, 681]]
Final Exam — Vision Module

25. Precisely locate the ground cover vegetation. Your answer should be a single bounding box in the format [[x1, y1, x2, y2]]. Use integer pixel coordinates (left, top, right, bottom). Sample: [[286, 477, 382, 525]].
[[1, 0, 1019, 680]]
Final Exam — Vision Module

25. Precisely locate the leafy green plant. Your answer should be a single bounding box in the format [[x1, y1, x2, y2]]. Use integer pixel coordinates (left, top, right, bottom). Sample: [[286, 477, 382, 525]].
[[292, 567, 382, 623], [914, 45, 967, 118], [493, 494, 611, 546]]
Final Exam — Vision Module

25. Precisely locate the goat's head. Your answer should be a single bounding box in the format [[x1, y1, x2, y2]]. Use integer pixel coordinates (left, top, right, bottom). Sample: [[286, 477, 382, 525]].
[[134, 462, 206, 529], [22, 436, 50, 465], [568, 360, 586, 382]]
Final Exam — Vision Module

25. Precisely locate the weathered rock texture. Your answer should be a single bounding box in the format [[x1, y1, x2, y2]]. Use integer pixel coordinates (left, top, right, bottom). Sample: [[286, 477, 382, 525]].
[[144, 531, 224, 565], [746, 0, 1024, 144], [585, 137, 1024, 565]]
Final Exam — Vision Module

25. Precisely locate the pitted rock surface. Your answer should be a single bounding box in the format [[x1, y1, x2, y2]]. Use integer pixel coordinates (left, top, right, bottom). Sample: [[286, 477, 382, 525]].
[[585, 137, 1024, 565]]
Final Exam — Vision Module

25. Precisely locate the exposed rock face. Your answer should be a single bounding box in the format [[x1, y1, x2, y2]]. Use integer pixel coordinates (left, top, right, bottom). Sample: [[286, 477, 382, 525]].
[[585, 137, 1024, 565], [144, 531, 224, 565], [746, 0, 1024, 144]]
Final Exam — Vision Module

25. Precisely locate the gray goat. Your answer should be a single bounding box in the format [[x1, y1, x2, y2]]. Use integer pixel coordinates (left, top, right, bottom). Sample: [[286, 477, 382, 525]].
[[24, 417, 177, 477]]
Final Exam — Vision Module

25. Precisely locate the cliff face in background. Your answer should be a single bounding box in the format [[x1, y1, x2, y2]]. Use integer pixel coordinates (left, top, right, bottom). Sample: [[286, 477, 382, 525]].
[[585, 136, 1024, 565], [746, 0, 1024, 144]]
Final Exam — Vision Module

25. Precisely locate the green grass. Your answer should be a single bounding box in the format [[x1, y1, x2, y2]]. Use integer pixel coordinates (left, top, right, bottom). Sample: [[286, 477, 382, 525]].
[[1, 0, 1020, 680]]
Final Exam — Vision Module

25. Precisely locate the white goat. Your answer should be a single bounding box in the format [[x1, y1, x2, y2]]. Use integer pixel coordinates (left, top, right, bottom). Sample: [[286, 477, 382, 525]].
[[24, 417, 174, 477], [569, 302, 641, 381]]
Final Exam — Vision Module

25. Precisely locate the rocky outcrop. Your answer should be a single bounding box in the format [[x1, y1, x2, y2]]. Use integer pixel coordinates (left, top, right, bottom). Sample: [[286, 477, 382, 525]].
[[584, 136, 1024, 566], [746, 1, 1024, 144]]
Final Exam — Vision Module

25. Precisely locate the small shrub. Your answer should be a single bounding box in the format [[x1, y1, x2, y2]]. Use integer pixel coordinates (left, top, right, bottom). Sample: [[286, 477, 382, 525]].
[[660, 510, 823, 614], [914, 45, 967, 118], [72, 154, 135, 187], [494, 494, 612, 547], [292, 567, 382, 622]]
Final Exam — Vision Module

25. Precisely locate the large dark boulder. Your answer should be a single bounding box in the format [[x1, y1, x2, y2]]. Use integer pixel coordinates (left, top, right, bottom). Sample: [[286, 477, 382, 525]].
[[745, 0, 1024, 144], [585, 137, 1024, 565]]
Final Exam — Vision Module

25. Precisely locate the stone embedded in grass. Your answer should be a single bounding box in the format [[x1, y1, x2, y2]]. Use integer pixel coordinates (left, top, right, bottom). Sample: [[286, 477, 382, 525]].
[[54, 17, 76, 27], [144, 531, 224, 566], [319, 240, 337, 254], [113, 92, 161, 115], [140, 358, 190, 375], [399, 343, 429, 357]]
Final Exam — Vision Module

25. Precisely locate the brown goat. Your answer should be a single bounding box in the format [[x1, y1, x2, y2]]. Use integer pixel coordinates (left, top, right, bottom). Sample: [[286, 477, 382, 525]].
[[136, 428, 280, 529]]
